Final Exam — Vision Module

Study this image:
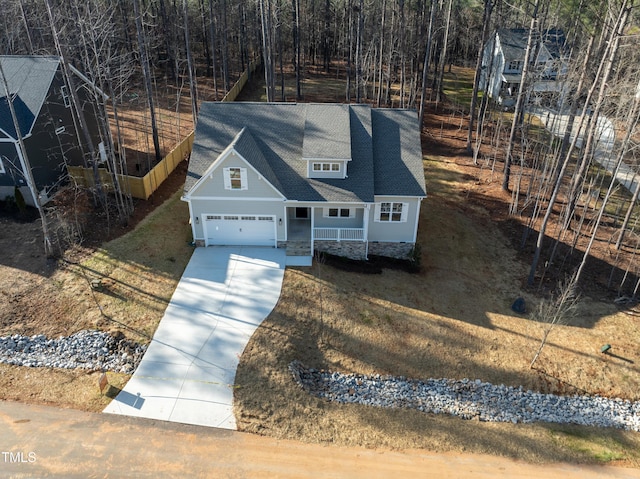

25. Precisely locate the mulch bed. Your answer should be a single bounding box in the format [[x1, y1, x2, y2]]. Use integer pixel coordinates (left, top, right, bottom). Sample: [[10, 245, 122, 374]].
[[319, 251, 421, 274]]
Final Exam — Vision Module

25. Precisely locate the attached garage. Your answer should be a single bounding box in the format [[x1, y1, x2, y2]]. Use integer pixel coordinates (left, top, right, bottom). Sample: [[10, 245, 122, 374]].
[[203, 214, 276, 246]]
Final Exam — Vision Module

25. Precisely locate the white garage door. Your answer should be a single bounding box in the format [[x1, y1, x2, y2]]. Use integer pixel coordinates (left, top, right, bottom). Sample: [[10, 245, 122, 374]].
[[203, 215, 276, 246]]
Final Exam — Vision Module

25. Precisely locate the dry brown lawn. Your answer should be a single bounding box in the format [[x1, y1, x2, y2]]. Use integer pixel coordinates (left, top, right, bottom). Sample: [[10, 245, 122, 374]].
[[0, 190, 193, 411], [234, 155, 640, 466], [2, 66, 640, 468]]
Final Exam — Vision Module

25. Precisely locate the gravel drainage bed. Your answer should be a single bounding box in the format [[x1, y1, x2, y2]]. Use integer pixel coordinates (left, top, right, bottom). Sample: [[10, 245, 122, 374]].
[[290, 360, 640, 431], [0, 330, 146, 374]]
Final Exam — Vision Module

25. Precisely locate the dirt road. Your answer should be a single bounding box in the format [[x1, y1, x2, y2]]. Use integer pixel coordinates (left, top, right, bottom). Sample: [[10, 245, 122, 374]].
[[1, 401, 639, 478]]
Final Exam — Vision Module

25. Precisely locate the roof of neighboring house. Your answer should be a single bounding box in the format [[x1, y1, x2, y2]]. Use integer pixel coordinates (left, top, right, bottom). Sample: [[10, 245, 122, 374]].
[[185, 102, 426, 203], [0, 55, 62, 140], [497, 28, 566, 64]]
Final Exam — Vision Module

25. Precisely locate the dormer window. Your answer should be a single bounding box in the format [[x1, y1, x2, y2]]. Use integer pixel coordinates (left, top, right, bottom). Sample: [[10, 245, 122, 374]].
[[303, 105, 351, 179], [313, 162, 341, 173], [308, 160, 346, 178]]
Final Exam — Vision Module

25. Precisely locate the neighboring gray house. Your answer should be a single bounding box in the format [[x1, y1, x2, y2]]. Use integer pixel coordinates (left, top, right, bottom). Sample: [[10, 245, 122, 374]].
[[0, 55, 104, 206], [480, 28, 567, 107], [182, 102, 427, 264]]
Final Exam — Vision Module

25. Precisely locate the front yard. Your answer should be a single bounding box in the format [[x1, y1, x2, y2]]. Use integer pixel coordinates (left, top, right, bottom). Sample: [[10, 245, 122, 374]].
[[2, 151, 640, 465], [0, 187, 192, 411], [1, 66, 640, 467], [234, 154, 640, 466]]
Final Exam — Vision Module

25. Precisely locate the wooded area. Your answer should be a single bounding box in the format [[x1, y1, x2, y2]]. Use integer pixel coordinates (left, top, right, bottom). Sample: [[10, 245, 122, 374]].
[[2, 0, 640, 294]]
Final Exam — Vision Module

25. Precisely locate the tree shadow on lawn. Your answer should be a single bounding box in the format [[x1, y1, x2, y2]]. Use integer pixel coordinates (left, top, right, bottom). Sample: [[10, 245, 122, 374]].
[[415, 158, 638, 330], [0, 208, 58, 278], [470, 187, 640, 319], [234, 307, 640, 465]]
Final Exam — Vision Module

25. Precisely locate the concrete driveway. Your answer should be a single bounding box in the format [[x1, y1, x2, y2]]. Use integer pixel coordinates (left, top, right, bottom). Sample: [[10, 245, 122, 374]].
[[531, 106, 640, 196], [103, 246, 286, 430]]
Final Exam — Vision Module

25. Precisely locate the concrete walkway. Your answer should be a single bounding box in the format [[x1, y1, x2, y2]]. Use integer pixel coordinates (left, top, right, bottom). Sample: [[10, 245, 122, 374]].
[[103, 246, 286, 430]]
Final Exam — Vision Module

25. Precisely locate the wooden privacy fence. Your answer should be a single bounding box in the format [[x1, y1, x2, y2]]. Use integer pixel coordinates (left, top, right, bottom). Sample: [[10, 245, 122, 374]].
[[222, 59, 260, 102], [68, 131, 194, 200], [67, 59, 260, 200]]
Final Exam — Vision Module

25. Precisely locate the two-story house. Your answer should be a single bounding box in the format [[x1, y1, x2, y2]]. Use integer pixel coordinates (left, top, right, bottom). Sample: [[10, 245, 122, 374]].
[[480, 28, 568, 107], [0, 55, 105, 205], [182, 102, 427, 265]]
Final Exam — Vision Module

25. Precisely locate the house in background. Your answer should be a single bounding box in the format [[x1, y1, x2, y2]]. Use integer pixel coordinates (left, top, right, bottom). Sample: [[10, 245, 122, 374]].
[[0, 55, 104, 206], [182, 102, 427, 265], [480, 28, 568, 107]]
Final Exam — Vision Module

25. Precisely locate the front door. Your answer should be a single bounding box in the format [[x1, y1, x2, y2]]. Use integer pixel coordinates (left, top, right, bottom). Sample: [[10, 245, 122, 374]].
[[295, 207, 309, 219]]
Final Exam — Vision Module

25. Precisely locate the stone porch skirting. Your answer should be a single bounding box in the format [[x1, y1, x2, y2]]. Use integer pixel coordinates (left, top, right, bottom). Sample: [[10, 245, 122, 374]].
[[198, 240, 415, 261], [312, 241, 415, 261]]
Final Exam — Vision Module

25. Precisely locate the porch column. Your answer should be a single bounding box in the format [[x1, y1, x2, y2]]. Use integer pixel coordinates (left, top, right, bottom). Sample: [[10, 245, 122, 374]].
[[310, 206, 315, 256], [363, 204, 370, 241], [283, 204, 288, 242]]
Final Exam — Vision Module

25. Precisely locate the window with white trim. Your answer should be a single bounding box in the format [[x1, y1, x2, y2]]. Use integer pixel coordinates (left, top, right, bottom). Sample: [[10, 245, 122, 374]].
[[223, 167, 248, 190], [312, 162, 341, 172], [375, 202, 408, 222], [507, 60, 523, 72], [324, 207, 354, 218], [60, 85, 71, 108]]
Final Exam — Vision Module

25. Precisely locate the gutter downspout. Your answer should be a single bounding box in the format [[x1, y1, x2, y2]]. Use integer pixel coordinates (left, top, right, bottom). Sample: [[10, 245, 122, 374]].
[[412, 199, 424, 243], [310, 206, 315, 257], [283, 202, 288, 246], [183, 196, 198, 246]]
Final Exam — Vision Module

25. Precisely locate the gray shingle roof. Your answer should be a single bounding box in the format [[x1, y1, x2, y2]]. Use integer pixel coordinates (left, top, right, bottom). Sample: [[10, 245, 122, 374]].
[[372, 109, 426, 197], [185, 102, 425, 203], [497, 28, 566, 64], [231, 127, 285, 195], [0, 56, 61, 139], [302, 103, 351, 160]]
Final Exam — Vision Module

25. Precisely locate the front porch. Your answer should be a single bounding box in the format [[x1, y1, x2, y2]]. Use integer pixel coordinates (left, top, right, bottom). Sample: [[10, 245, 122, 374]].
[[284, 206, 368, 261], [314, 227, 364, 241], [289, 219, 365, 243]]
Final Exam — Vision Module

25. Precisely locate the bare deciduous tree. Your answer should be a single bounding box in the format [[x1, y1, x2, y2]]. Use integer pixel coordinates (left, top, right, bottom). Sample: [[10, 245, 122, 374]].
[[530, 274, 580, 369]]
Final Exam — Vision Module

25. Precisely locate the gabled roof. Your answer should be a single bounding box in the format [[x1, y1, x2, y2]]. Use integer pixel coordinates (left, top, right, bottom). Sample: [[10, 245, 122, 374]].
[[185, 102, 426, 203], [496, 28, 566, 64], [230, 127, 285, 195], [372, 109, 426, 197], [0, 56, 61, 139]]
